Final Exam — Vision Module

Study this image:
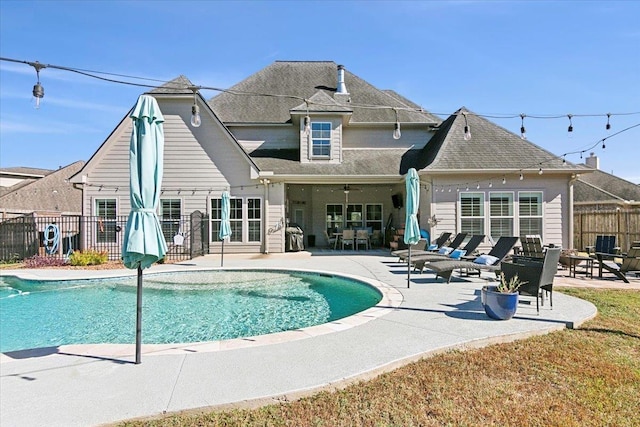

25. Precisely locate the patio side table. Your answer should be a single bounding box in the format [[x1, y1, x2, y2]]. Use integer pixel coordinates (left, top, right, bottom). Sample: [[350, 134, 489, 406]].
[[567, 255, 594, 278]]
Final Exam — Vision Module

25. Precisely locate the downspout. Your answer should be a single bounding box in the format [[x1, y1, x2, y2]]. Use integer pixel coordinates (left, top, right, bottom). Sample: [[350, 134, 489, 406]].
[[568, 174, 578, 250], [262, 179, 270, 254]]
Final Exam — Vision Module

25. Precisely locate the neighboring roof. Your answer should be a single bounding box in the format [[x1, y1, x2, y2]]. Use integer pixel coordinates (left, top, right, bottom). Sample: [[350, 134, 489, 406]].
[[0, 166, 53, 178], [416, 107, 574, 172], [0, 161, 85, 214], [148, 75, 195, 95], [250, 148, 419, 178], [209, 61, 441, 124], [574, 169, 640, 203]]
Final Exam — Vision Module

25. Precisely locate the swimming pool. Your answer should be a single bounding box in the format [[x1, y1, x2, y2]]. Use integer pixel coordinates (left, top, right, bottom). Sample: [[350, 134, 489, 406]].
[[0, 269, 382, 353]]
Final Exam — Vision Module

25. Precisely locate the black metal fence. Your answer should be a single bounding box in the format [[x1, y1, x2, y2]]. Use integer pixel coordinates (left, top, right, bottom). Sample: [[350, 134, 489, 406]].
[[0, 213, 209, 263]]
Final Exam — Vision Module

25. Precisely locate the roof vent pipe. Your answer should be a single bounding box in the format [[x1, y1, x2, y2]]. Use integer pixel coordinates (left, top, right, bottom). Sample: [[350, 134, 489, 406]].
[[337, 64, 349, 94]]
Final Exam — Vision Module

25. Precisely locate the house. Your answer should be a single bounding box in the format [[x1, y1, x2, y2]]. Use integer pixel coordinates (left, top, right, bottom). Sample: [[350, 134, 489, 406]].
[[0, 161, 84, 220], [70, 61, 584, 255], [0, 166, 53, 197]]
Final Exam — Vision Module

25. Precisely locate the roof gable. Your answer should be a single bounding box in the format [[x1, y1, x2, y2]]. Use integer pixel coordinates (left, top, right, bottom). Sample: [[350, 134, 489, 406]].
[[416, 107, 571, 172]]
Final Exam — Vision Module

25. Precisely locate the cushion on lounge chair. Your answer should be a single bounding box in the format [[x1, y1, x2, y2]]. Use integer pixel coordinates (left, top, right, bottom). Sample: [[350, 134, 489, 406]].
[[474, 254, 499, 265], [450, 249, 466, 259], [438, 246, 453, 255], [428, 244, 438, 250]]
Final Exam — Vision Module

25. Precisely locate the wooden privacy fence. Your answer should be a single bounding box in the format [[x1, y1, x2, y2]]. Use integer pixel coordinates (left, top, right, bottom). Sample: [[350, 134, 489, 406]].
[[0, 213, 209, 263], [574, 207, 640, 252]]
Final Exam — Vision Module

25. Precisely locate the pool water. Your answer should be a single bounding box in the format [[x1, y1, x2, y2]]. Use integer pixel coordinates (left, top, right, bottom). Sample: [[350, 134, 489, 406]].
[[0, 270, 382, 353]]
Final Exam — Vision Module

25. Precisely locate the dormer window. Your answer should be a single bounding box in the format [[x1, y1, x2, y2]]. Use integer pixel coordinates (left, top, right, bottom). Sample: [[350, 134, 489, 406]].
[[311, 122, 331, 158]]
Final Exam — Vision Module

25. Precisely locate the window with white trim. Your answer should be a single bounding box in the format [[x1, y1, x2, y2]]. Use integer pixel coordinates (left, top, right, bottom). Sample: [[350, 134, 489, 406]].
[[519, 191, 543, 237], [326, 204, 343, 233], [210, 197, 261, 243], [311, 122, 331, 158], [160, 199, 181, 240], [95, 199, 117, 243], [346, 204, 363, 229], [489, 192, 514, 240], [460, 192, 485, 236], [365, 204, 383, 231], [247, 198, 261, 242]]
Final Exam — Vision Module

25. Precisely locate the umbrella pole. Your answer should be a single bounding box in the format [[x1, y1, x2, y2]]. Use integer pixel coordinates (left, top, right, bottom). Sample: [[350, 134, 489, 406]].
[[135, 266, 142, 364], [407, 245, 411, 288], [221, 239, 224, 267]]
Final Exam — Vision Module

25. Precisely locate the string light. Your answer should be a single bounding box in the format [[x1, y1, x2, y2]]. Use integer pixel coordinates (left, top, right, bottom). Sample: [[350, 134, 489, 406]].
[[393, 108, 401, 139], [606, 113, 611, 131], [567, 114, 573, 133], [538, 167, 543, 175], [502, 176, 506, 185], [462, 111, 471, 141], [489, 181, 493, 188], [304, 100, 311, 136], [31, 61, 45, 109], [520, 114, 526, 139], [189, 86, 201, 127], [519, 172, 524, 180]]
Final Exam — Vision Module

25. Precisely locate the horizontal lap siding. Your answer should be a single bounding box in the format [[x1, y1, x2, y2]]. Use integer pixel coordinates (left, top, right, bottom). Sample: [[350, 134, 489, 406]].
[[344, 127, 433, 149]]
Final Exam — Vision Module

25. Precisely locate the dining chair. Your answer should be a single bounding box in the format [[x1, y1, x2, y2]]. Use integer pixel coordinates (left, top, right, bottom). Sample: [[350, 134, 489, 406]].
[[356, 229, 370, 250], [341, 229, 355, 250]]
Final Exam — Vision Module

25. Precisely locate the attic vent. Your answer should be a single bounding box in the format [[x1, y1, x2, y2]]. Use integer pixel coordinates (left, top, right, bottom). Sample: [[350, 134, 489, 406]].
[[337, 64, 348, 94]]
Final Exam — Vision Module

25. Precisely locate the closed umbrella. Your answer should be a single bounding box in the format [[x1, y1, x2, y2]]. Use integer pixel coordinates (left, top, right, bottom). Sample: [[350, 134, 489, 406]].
[[122, 94, 168, 364], [219, 191, 232, 266], [404, 168, 420, 288]]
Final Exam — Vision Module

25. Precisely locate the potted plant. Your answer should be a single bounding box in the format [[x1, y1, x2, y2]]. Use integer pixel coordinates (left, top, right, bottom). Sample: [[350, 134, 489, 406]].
[[559, 249, 579, 268], [481, 272, 526, 320]]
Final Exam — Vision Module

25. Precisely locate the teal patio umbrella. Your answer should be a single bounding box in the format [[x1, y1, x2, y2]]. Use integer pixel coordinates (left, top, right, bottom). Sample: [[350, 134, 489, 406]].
[[219, 191, 232, 267], [122, 94, 168, 364], [404, 168, 421, 288]]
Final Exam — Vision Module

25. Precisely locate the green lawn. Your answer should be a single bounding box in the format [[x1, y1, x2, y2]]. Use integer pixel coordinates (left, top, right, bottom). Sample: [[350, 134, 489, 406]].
[[119, 288, 640, 427]]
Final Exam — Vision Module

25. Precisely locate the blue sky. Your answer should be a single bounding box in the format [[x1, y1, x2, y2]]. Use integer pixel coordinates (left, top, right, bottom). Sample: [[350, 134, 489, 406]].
[[1, 1, 639, 182]]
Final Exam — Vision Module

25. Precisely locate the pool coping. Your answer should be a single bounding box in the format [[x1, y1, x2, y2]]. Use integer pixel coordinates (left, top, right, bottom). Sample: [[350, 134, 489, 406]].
[[0, 267, 403, 362]]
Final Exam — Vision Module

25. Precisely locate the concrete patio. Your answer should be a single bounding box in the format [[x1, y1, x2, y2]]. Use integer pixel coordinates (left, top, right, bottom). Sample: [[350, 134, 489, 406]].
[[2, 249, 634, 427]]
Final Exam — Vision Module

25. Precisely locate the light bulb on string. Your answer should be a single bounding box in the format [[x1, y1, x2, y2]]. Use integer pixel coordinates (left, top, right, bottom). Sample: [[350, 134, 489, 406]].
[[190, 87, 201, 127], [538, 167, 543, 175], [562, 156, 567, 166], [519, 172, 524, 181], [393, 108, 401, 139], [31, 61, 45, 109], [602, 139, 606, 150], [476, 183, 480, 189], [303, 115, 311, 136], [606, 113, 611, 131], [489, 182, 493, 188], [502, 176, 506, 185], [462, 112, 471, 141], [567, 114, 573, 133], [520, 114, 526, 139]]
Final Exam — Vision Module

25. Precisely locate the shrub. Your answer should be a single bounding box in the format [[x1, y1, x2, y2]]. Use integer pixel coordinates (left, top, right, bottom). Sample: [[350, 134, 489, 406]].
[[24, 255, 67, 268], [69, 250, 109, 266]]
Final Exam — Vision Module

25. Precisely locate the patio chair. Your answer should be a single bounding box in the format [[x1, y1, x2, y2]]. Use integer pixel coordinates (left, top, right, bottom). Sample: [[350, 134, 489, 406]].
[[412, 235, 485, 273], [597, 247, 640, 283], [395, 231, 454, 261], [324, 230, 338, 249], [586, 235, 618, 255], [425, 236, 519, 283], [391, 238, 428, 260], [501, 247, 561, 313], [519, 235, 544, 259], [355, 229, 370, 250], [341, 229, 355, 250]]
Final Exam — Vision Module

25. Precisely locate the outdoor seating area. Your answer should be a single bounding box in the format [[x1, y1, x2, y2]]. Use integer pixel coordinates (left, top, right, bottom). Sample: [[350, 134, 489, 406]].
[[327, 227, 375, 251]]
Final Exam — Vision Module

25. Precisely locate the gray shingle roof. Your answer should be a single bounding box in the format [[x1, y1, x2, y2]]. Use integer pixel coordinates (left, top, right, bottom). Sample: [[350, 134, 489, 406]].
[[250, 148, 419, 177], [574, 169, 640, 203], [416, 108, 571, 171], [148, 75, 195, 94], [0, 166, 53, 177], [0, 161, 85, 214], [209, 61, 441, 124]]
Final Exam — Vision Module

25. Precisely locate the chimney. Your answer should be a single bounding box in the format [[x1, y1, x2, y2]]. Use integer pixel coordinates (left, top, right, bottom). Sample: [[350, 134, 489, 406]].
[[585, 152, 600, 170], [336, 64, 348, 94]]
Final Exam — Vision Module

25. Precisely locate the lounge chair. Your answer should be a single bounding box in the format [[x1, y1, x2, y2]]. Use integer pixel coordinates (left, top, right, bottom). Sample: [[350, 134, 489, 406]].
[[394, 232, 455, 261], [501, 247, 561, 313], [425, 236, 520, 283], [586, 235, 618, 256], [431, 232, 467, 252], [597, 247, 640, 283], [391, 239, 428, 259], [412, 235, 485, 273]]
